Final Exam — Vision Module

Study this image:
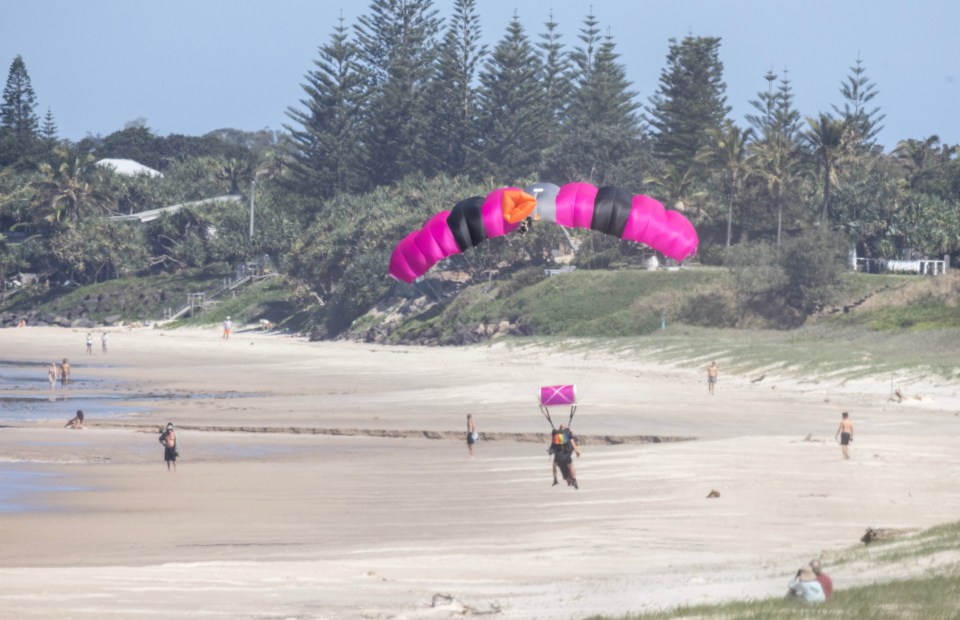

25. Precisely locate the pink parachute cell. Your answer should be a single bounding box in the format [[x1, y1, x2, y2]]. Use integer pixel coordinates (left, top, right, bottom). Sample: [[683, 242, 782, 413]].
[[481, 188, 522, 238], [554, 182, 597, 229], [388, 210, 460, 283], [539, 385, 577, 407], [388, 189, 538, 283]]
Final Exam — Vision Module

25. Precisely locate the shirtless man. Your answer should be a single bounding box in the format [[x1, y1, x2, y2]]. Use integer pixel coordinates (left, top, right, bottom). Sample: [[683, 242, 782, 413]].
[[466, 413, 477, 459], [835, 411, 854, 459], [707, 361, 719, 395], [60, 358, 71, 389], [160, 423, 178, 472]]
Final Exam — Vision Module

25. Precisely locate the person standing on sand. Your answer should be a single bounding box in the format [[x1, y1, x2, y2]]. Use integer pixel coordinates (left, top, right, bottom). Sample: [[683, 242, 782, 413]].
[[86, 332, 93, 355], [160, 423, 178, 472], [48, 362, 59, 391], [707, 361, 719, 395], [835, 411, 854, 459], [466, 413, 478, 459], [101, 331, 108, 354], [60, 358, 71, 389], [223, 316, 233, 340]]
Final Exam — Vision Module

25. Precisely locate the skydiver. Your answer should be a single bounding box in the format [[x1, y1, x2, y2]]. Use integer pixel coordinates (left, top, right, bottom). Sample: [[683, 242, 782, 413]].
[[548, 423, 581, 489]]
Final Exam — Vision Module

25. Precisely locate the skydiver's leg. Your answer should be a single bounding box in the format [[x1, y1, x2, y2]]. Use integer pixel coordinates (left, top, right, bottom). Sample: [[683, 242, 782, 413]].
[[552, 459, 559, 485]]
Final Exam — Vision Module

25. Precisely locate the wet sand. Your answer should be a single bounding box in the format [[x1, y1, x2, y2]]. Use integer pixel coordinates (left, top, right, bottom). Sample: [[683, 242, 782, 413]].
[[1, 325, 959, 618]]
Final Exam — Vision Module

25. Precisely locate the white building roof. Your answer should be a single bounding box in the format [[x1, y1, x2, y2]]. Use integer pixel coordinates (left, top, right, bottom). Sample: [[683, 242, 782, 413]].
[[96, 158, 163, 178]]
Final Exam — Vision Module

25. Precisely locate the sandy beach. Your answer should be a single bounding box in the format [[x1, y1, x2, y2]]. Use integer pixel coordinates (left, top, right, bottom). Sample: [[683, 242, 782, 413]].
[[1, 325, 959, 619]]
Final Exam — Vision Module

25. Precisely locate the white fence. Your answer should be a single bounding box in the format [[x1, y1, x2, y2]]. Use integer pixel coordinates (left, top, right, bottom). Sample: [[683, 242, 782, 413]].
[[856, 258, 946, 275]]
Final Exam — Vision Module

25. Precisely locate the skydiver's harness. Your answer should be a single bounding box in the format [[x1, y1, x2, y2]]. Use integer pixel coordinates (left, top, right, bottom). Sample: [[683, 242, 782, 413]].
[[541, 403, 576, 458]]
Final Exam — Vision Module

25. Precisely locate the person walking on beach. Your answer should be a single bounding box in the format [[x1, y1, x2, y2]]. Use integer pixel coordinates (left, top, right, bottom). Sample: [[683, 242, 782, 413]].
[[160, 423, 178, 472], [60, 358, 71, 389], [101, 331, 108, 354], [707, 361, 719, 395], [835, 411, 854, 459], [466, 413, 478, 459], [48, 361, 59, 391], [86, 332, 93, 355], [223, 316, 233, 340]]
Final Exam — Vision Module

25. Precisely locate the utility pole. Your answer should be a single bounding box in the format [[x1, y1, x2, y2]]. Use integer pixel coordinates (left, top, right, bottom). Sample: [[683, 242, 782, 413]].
[[249, 179, 256, 249]]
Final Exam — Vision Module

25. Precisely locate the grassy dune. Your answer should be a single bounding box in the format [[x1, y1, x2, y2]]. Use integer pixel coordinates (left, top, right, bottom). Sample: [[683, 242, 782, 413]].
[[595, 521, 960, 619]]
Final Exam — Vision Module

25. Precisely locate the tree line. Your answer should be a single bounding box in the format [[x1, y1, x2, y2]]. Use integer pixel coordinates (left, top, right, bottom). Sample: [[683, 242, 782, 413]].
[[2, 0, 960, 334]]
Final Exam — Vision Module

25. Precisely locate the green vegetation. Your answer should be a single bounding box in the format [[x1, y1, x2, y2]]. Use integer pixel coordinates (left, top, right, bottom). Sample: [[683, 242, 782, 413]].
[[4, 7, 960, 338], [1, 266, 300, 329], [590, 521, 960, 620]]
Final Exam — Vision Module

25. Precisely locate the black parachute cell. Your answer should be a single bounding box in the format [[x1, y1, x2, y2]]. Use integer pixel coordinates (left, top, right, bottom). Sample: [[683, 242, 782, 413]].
[[446, 196, 487, 252], [591, 186, 633, 238]]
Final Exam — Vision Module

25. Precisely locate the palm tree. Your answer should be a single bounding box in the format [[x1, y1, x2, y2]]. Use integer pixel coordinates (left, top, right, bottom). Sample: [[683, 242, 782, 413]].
[[892, 135, 942, 190], [643, 164, 707, 221], [698, 120, 754, 246], [31, 146, 113, 227], [749, 133, 801, 248], [802, 114, 850, 226], [214, 157, 255, 194]]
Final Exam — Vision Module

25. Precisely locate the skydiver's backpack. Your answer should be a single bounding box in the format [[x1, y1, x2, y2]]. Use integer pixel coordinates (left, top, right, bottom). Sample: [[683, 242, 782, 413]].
[[552, 429, 573, 456]]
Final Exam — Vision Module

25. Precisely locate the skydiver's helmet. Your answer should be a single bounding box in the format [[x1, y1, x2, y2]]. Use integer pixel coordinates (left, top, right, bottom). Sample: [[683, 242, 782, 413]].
[[518, 216, 533, 235]]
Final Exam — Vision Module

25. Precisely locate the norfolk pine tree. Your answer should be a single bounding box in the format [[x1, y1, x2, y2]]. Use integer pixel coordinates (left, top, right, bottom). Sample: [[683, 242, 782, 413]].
[[421, 0, 487, 178], [533, 12, 572, 178], [548, 13, 642, 186], [285, 16, 366, 200], [833, 55, 885, 153], [1, 55, 42, 166], [475, 14, 545, 181], [646, 36, 730, 178], [747, 70, 803, 246], [354, 0, 441, 186]]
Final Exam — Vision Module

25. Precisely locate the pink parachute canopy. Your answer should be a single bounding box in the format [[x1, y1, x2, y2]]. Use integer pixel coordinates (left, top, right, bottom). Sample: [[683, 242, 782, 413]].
[[389, 183, 698, 282]]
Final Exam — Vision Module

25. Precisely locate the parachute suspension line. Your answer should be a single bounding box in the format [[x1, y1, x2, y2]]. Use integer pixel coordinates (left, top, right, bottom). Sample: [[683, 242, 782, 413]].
[[558, 224, 577, 255], [540, 405, 577, 428], [419, 275, 444, 304], [419, 276, 481, 345], [539, 405, 554, 428]]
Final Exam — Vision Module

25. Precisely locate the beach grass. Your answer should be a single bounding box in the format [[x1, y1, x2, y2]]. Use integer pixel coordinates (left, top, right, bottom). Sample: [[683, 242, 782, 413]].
[[596, 574, 960, 620], [590, 520, 960, 620], [499, 320, 960, 385]]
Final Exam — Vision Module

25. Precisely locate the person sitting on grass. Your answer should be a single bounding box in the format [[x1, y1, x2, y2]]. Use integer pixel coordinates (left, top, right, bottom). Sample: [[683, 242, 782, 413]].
[[785, 562, 826, 603]]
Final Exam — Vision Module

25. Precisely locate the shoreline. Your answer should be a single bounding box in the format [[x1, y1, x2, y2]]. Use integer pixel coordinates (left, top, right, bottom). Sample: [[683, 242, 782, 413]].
[[1, 326, 959, 618]]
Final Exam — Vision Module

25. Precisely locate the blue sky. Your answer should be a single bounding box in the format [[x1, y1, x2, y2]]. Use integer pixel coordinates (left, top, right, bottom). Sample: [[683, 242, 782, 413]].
[[3, 0, 958, 151]]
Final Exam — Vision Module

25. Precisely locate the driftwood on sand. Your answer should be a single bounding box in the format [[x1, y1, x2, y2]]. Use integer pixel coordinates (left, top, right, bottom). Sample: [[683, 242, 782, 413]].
[[861, 527, 916, 544]]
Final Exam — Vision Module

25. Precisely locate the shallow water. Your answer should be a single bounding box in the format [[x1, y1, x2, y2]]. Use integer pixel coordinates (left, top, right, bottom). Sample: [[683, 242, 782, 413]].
[[0, 465, 88, 512], [0, 360, 259, 424], [0, 359, 258, 509]]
